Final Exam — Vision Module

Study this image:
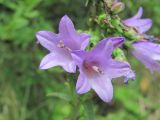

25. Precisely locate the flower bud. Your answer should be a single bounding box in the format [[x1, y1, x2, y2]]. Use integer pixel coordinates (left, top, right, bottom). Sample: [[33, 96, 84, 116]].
[[111, 2, 125, 14]]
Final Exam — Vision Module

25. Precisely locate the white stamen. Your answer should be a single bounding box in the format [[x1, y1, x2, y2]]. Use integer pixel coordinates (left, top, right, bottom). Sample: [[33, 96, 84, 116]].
[[92, 66, 103, 74], [57, 40, 72, 52], [57, 40, 65, 48]]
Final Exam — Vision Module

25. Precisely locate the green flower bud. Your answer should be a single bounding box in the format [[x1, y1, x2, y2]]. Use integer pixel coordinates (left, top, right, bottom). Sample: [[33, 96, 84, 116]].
[[111, 2, 125, 14]]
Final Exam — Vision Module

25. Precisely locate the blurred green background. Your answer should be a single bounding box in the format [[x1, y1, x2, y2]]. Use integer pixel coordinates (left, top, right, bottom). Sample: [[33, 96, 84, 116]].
[[0, 0, 160, 120]]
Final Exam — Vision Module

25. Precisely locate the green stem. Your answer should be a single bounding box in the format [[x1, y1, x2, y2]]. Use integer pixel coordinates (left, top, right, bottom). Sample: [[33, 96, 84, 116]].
[[67, 75, 96, 120], [68, 74, 80, 120], [83, 99, 95, 120]]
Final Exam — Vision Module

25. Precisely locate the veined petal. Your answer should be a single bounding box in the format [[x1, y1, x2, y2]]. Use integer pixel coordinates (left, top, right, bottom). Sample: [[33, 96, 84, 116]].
[[123, 7, 143, 24], [104, 59, 135, 80], [71, 50, 88, 67], [123, 7, 152, 34], [59, 15, 80, 50], [36, 31, 59, 51], [136, 19, 152, 34], [123, 70, 135, 84], [80, 33, 90, 50], [124, 19, 152, 34], [76, 72, 91, 94], [40, 50, 76, 73], [59, 15, 90, 50], [132, 7, 143, 19], [128, 7, 143, 20], [132, 42, 160, 72], [132, 50, 160, 73], [90, 75, 113, 102], [92, 37, 125, 57], [59, 15, 77, 37]]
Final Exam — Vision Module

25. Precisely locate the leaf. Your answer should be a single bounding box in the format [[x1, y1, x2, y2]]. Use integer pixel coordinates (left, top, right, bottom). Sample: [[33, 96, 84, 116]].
[[47, 92, 71, 102]]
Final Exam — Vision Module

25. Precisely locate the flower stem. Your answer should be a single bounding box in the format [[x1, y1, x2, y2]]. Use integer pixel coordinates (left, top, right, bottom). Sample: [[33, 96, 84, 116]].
[[68, 74, 80, 120], [83, 99, 95, 120]]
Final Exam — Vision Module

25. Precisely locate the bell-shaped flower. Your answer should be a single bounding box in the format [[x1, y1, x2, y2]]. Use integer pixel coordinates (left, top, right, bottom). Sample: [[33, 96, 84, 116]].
[[71, 37, 135, 102], [36, 15, 90, 73], [123, 7, 152, 34], [132, 41, 160, 73], [123, 7, 159, 73]]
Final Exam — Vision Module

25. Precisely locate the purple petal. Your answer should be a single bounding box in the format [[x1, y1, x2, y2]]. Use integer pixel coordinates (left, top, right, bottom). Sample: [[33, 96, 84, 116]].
[[123, 7, 152, 34], [59, 15, 90, 50], [80, 33, 90, 50], [132, 42, 160, 72], [59, 15, 77, 37], [133, 42, 160, 58], [123, 7, 143, 24], [90, 75, 113, 102], [132, 50, 160, 72], [92, 37, 125, 57], [132, 7, 143, 19], [130, 7, 143, 20], [136, 19, 152, 34], [104, 59, 135, 80], [59, 15, 80, 50], [71, 50, 88, 68], [123, 70, 135, 84], [124, 19, 152, 34], [40, 50, 76, 73], [36, 31, 59, 51], [76, 72, 91, 94]]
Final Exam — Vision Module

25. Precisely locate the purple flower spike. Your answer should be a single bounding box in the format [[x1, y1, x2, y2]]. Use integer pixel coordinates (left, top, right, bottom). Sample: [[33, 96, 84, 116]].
[[36, 15, 90, 73], [132, 41, 160, 73], [123, 7, 152, 34], [71, 37, 135, 102]]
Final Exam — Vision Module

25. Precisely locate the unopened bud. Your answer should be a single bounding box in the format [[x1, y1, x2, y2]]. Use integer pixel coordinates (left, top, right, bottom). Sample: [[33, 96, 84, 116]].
[[111, 2, 125, 14]]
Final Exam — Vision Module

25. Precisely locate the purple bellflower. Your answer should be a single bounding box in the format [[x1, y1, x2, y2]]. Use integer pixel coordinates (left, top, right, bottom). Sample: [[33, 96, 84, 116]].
[[123, 7, 160, 73], [36, 15, 90, 73], [71, 37, 135, 102], [132, 41, 160, 73], [123, 7, 152, 34]]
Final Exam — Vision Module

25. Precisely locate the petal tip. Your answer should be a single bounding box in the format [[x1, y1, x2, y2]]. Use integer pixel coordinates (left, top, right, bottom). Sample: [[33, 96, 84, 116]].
[[139, 7, 143, 13], [61, 14, 70, 22], [102, 95, 113, 103], [39, 61, 47, 70], [36, 31, 49, 39]]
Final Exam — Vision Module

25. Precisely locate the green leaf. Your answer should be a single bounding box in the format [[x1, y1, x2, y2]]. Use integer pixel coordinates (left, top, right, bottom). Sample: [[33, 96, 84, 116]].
[[47, 92, 71, 102]]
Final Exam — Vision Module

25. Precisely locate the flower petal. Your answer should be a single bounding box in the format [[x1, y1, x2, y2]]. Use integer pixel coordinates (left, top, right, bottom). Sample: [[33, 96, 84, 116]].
[[59, 15, 90, 50], [132, 42, 160, 72], [123, 70, 135, 84], [104, 59, 135, 80], [133, 42, 160, 60], [80, 33, 90, 50], [136, 19, 152, 33], [132, 49, 160, 73], [123, 7, 152, 34], [71, 50, 88, 67], [90, 75, 113, 102], [129, 7, 143, 20], [36, 31, 59, 51], [40, 50, 76, 73], [123, 7, 143, 24], [124, 19, 152, 34], [76, 72, 91, 94], [92, 37, 125, 57], [59, 15, 80, 50]]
